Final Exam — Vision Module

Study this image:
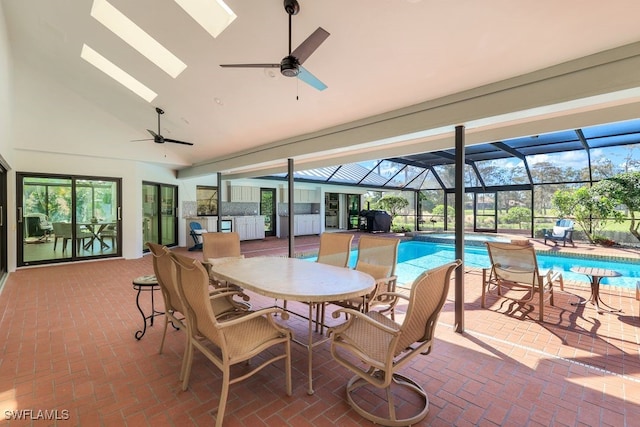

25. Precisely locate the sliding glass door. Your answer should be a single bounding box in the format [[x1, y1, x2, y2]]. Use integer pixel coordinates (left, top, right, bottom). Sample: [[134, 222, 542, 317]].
[[142, 182, 178, 251], [17, 173, 121, 266]]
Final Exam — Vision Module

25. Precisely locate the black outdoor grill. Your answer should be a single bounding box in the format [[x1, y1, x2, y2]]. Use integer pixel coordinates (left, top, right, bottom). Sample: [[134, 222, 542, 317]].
[[359, 210, 391, 233]]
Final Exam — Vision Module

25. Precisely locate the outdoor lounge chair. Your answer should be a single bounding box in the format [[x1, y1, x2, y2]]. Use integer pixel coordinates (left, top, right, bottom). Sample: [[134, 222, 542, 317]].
[[328, 260, 461, 426], [482, 241, 556, 321], [543, 219, 575, 247]]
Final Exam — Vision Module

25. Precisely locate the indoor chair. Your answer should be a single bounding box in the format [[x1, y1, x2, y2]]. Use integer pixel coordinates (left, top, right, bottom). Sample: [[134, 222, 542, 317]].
[[169, 252, 292, 427], [24, 213, 53, 241], [482, 241, 556, 321], [52, 222, 72, 251], [328, 260, 461, 426]]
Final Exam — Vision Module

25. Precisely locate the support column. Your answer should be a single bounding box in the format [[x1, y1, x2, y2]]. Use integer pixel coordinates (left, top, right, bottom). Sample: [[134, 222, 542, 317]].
[[454, 125, 465, 333], [288, 159, 295, 258]]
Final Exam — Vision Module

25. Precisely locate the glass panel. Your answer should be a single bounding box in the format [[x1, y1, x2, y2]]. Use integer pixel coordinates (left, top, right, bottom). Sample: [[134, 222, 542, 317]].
[[260, 188, 276, 236], [20, 175, 119, 266], [533, 183, 582, 233], [433, 164, 456, 189], [475, 158, 528, 186], [497, 190, 532, 235], [347, 194, 360, 230], [591, 144, 640, 179], [464, 164, 480, 187], [404, 170, 427, 190], [76, 179, 118, 258], [21, 177, 73, 264], [420, 170, 443, 190], [361, 160, 405, 186], [143, 184, 159, 250], [386, 164, 424, 188], [161, 186, 176, 246], [475, 192, 496, 231], [196, 186, 218, 216], [527, 150, 589, 183]]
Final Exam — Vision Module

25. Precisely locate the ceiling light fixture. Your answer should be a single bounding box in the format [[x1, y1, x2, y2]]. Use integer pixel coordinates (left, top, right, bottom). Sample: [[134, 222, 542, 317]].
[[174, 0, 237, 39], [90, 0, 187, 78], [80, 44, 157, 102]]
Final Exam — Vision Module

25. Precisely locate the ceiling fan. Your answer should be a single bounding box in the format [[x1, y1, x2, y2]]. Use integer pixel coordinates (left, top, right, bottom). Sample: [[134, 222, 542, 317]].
[[220, 0, 330, 91], [133, 107, 194, 146]]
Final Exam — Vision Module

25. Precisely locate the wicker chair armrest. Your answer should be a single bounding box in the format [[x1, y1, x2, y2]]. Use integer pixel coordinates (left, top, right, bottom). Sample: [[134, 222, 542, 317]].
[[209, 286, 251, 301], [216, 307, 289, 328], [328, 308, 400, 337], [373, 291, 408, 303]]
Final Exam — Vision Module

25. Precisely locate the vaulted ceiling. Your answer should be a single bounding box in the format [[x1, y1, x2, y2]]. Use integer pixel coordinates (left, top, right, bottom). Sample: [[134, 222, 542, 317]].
[[4, 0, 640, 178]]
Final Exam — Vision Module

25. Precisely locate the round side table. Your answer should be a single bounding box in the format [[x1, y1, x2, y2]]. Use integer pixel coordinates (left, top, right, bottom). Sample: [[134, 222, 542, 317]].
[[132, 275, 164, 340]]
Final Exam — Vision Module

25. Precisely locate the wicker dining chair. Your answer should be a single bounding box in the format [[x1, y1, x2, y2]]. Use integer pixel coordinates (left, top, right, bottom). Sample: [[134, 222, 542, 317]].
[[330, 235, 401, 319], [202, 232, 245, 288], [169, 252, 292, 427], [313, 232, 354, 333], [146, 243, 251, 380], [328, 260, 461, 426]]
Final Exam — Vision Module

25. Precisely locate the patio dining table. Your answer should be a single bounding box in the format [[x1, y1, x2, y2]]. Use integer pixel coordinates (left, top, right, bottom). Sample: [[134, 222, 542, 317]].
[[209, 256, 375, 395]]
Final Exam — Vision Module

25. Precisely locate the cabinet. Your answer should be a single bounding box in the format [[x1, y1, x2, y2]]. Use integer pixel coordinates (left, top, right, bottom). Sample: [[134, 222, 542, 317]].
[[233, 216, 265, 241], [283, 214, 321, 237], [280, 188, 319, 203], [228, 185, 260, 202]]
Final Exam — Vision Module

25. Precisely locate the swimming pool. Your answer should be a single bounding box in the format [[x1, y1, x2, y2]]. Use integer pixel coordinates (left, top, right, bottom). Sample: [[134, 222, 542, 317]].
[[413, 232, 511, 246], [332, 241, 640, 289]]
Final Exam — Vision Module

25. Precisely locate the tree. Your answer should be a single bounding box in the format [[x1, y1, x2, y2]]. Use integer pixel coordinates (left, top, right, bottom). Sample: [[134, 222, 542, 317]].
[[503, 206, 531, 229], [377, 195, 409, 220], [551, 187, 622, 243], [592, 171, 640, 242], [431, 204, 455, 222]]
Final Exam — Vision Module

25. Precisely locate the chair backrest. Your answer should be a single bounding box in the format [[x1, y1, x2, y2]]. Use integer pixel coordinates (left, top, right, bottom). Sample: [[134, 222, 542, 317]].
[[354, 236, 400, 280], [396, 260, 460, 352], [52, 222, 71, 238], [316, 233, 353, 268], [485, 241, 540, 285], [203, 232, 241, 260], [147, 242, 185, 314], [556, 219, 574, 229], [190, 222, 204, 231], [170, 252, 223, 345]]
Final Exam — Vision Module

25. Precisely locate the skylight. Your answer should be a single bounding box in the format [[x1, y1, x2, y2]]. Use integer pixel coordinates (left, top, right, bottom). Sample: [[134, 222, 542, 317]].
[[174, 0, 237, 38], [81, 44, 158, 102], [90, 0, 187, 78]]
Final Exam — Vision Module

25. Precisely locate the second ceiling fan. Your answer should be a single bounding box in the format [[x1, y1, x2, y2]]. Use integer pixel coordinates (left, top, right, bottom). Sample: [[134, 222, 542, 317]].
[[220, 0, 330, 91]]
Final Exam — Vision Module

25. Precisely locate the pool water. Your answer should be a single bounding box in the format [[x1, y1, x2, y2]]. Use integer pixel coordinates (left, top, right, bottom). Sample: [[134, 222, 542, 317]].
[[334, 241, 640, 289]]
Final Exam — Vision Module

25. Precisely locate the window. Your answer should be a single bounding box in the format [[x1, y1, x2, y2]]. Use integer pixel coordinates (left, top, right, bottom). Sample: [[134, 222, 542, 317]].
[[196, 186, 218, 216]]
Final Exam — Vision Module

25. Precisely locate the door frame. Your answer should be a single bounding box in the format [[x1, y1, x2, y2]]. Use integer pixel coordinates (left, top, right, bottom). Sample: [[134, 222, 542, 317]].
[[17, 172, 122, 267], [474, 191, 497, 233]]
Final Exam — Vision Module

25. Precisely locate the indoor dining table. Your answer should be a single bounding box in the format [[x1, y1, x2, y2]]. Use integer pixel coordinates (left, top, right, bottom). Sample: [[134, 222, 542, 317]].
[[209, 256, 375, 395]]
